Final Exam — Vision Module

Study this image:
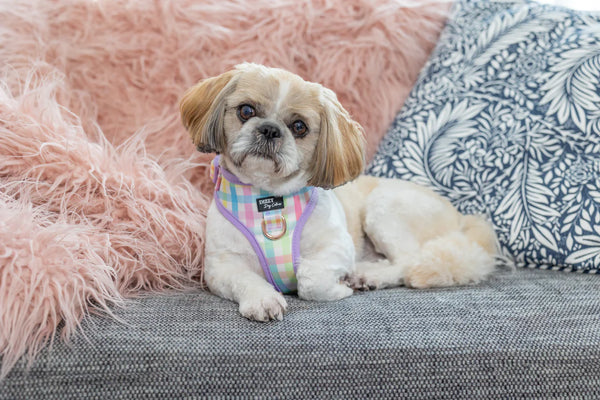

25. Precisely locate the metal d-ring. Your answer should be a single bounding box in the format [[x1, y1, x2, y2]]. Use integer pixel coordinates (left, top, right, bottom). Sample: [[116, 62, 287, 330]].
[[262, 215, 287, 240]]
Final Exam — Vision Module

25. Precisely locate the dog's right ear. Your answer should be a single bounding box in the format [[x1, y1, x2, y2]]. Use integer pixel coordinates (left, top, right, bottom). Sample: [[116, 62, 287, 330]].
[[179, 70, 237, 153]]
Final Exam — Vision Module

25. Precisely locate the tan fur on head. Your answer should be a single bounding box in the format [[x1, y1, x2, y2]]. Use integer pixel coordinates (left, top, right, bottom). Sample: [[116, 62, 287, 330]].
[[309, 88, 366, 189], [179, 69, 237, 153], [179, 63, 365, 192]]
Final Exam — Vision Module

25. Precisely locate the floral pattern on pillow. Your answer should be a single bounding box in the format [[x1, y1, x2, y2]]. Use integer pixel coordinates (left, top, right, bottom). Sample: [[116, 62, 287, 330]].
[[368, 0, 600, 272]]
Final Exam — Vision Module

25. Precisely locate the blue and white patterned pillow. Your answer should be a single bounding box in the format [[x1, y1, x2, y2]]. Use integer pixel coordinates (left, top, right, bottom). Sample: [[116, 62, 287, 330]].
[[369, 0, 600, 273]]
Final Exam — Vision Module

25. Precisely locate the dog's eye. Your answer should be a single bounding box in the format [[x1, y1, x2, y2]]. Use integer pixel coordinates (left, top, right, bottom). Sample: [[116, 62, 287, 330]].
[[290, 120, 308, 138], [237, 104, 256, 122]]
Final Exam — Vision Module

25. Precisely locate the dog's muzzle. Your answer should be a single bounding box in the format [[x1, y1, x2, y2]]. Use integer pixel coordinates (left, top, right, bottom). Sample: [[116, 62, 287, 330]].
[[257, 122, 281, 140]]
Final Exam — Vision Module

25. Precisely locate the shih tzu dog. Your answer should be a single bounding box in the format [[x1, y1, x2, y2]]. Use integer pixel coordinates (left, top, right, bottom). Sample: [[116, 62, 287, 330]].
[[180, 63, 497, 322]]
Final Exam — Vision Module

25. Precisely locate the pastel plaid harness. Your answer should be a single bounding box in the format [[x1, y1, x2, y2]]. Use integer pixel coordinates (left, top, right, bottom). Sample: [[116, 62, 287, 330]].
[[210, 156, 318, 293]]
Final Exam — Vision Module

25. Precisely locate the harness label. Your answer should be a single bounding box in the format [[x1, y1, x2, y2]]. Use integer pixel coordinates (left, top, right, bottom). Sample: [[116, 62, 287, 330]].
[[256, 196, 284, 212]]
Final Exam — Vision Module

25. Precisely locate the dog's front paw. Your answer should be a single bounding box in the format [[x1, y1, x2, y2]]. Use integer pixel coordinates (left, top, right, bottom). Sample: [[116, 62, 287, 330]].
[[239, 291, 287, 322], [324, 283, 354, 301]]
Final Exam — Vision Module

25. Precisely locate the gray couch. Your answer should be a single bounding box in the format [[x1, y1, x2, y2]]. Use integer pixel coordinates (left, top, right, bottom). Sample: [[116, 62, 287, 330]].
[[2, 267, 599, 399]]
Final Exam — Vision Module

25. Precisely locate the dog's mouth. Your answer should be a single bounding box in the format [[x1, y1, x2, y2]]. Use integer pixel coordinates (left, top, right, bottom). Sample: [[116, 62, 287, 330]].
[[230, 137, 285, 171]]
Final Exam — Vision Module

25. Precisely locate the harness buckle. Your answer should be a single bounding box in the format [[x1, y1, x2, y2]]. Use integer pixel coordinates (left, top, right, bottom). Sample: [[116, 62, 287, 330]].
[[261, 214, 287, 240]]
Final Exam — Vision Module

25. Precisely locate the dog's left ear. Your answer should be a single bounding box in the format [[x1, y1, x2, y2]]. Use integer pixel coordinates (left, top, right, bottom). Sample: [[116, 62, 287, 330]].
[[179, 70, 237, 153], [308, 88, 366, 189]]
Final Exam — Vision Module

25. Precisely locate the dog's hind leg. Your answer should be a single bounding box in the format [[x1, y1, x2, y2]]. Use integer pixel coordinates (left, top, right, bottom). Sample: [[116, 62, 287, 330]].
[[346, 184, 424, 290], [347, 180, 497, 290], [349, 259, 406, 290], [349, 225, 496, 291], [402, 216, 497, 289]]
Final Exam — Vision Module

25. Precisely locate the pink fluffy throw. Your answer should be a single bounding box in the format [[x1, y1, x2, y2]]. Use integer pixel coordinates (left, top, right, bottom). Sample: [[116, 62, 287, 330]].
[[0, 0, 449, 376]]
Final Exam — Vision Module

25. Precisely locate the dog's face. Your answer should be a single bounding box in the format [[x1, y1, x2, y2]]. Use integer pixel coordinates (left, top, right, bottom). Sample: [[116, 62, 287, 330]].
[[180, 63, 365, 193]]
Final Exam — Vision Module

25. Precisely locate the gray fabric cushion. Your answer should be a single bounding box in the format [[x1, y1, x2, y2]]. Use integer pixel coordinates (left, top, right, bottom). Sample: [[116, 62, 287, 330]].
[[2, 268, 600, 399]]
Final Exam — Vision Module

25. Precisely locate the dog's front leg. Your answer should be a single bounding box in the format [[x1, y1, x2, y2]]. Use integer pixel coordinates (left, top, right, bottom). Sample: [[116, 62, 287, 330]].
[[295, 257, 354, 301], [204, 203, 287, 322], [204, 255, 288, 321], [295, 190, 356, 302]]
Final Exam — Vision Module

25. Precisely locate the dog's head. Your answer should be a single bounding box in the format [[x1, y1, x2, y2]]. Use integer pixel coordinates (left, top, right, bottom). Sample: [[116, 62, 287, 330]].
[[180, 63, 365, 193]]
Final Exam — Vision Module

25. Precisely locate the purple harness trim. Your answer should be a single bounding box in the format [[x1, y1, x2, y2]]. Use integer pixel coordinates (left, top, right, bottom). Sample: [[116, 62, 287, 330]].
[[292, 192, 318, 274]]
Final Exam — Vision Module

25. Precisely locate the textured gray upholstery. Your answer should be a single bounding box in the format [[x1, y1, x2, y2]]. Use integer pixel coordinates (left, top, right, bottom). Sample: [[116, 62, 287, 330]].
[[2, 268, 600, 399]]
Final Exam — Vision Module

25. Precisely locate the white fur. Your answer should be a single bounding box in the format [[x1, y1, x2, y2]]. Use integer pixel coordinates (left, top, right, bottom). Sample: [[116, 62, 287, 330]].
[[296, 190, 355, 301], [275, 79, 291, 112], [194, 65, 497, 322], [204, 173, 497, 322], [203, 189, 354, 321], [336, 176, 497, 291]]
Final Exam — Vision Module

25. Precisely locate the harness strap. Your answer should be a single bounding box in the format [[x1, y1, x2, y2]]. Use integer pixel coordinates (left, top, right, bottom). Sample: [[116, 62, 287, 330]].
[[210, 156, 319, 293]]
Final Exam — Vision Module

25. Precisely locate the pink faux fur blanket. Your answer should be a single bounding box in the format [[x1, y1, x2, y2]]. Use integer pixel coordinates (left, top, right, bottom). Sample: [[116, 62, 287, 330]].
[[0, 0, 449, 376]]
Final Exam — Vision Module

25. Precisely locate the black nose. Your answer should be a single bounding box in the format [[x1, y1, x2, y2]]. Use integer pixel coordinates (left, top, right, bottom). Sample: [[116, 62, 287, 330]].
[[257, 123, 281, 139]]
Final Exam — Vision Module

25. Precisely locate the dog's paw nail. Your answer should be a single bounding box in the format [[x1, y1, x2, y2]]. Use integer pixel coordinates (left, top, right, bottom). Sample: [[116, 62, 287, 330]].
[[239, 292, 287, 322]]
